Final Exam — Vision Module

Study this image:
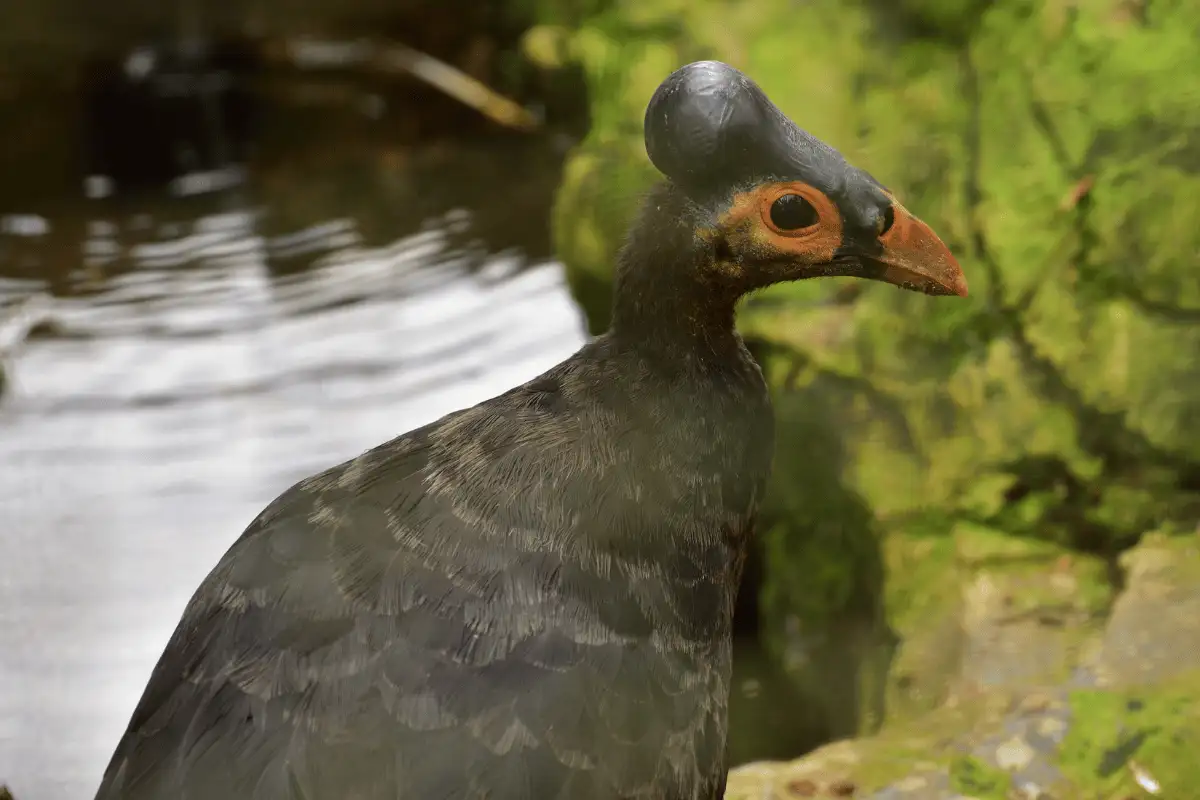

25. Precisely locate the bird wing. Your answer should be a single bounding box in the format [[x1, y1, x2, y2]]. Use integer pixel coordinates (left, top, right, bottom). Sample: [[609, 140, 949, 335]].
[[94, 392, 730, 800]]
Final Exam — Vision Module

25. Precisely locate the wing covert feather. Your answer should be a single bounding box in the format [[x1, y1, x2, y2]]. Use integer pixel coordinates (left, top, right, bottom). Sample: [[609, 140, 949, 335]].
[[96, 389, 734, 800]]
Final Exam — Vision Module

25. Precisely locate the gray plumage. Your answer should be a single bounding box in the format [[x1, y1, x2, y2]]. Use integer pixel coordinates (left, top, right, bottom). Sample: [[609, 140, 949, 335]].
[[95, 60, 966, 800]]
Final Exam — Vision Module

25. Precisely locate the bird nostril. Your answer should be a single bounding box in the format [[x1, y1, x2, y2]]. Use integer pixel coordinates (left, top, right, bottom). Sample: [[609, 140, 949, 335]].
[[878, 205, 895, 237]]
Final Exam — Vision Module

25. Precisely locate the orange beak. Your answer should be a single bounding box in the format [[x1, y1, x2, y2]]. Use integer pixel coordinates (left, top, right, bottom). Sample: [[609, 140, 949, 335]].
[[874, 204, 968, 297]]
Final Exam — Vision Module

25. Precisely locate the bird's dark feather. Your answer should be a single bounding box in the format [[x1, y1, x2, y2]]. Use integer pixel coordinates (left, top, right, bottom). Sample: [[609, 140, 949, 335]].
[[95, 334, 774, 800]]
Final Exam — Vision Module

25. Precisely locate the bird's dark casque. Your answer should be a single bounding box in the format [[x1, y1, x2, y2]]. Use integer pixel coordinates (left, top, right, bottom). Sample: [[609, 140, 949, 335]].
[[94, 61, 967, 800]]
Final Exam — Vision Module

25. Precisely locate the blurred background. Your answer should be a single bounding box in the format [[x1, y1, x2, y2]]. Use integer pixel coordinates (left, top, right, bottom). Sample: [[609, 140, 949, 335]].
[[2, 0, 1199, 798]]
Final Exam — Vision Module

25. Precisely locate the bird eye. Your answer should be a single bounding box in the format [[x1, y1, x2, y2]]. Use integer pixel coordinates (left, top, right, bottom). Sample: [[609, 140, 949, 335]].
[[768, 194, 819, 231], [878, 205, 895, 236]]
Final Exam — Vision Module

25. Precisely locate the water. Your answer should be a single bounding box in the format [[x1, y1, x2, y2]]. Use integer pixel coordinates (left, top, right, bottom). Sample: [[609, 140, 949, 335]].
[[0, 100, 592, 798]]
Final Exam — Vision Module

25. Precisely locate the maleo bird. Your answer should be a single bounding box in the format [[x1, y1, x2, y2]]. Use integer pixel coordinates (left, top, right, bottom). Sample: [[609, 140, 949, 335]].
[[95, 61, 967, 800]]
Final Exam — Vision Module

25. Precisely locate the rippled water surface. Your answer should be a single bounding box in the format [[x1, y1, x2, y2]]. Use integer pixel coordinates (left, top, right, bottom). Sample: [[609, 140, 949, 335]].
[[0, 125, 589, 797]]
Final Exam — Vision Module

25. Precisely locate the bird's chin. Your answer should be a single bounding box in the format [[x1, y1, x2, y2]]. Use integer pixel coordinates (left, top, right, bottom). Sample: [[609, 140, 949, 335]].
[[815, 255, 968, 298], [778, 255, 877, 286]]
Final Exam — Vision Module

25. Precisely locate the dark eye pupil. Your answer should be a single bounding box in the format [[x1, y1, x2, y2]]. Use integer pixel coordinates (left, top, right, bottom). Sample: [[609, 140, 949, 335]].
[[769, 194, 818, 230], [879, 205, 895, 235]]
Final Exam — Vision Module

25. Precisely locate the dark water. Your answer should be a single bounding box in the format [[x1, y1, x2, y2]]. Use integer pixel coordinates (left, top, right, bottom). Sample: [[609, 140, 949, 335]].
[[0, 42, 813, 800]]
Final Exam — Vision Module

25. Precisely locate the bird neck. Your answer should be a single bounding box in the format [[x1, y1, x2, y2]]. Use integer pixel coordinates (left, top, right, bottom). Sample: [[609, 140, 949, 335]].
[[608, 182, 744, 362]]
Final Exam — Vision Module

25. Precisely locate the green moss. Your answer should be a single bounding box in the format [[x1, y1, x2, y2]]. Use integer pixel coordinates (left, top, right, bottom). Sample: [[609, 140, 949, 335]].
[[1126, 530, 1200, 585], [881, 528, 963, 720], [885, 527, 960, 636], [949, 754, 1012, 799], [521, 24, 574, 69], [727, 673, 1200, 798], [955, 523, 1113, 617], [1056, 670, 1200, 798], [842, 698, 1005, 791], [726, 687, 1020, 796]]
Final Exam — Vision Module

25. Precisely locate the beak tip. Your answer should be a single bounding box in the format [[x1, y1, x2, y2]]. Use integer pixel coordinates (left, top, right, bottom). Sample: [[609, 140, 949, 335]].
[[947, 254, 969, 297]]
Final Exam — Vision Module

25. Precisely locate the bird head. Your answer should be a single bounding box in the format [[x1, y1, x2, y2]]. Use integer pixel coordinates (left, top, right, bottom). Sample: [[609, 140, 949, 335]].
[[643, 60, 967, 298]]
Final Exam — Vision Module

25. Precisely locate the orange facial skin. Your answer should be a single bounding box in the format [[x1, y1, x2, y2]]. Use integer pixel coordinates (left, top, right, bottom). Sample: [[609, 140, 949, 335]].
[[711, 180, 967, 298]]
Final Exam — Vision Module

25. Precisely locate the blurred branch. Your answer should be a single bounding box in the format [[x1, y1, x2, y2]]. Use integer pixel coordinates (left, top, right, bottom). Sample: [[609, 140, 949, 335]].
[[1117, 286, 1200, 322], [1025, 84, 1077, 175], [263, 37, 542, 131]]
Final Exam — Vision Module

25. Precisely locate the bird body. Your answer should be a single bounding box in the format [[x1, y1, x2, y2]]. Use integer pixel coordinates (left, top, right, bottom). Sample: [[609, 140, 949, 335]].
[[98, 331, 773, 800], [96, 61, 966, 800]]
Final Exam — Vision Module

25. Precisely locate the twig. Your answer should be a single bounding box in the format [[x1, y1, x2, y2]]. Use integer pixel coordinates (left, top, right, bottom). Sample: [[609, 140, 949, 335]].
[[1120, 285, 1200, 323], [268, 37, 542, 131], [1025, 85, 1076, 175]]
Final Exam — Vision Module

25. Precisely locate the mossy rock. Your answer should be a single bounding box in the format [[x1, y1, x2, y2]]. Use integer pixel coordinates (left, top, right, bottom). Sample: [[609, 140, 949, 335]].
[[883, 523, 1113, 726], [726, 669, 1200, 799], [724, 686, 1032, 799], [1085, 531, 1200, 687], [1055, 674, 1200, 799], [880, 527, 965, 722], [725, 530, 1200, 797]]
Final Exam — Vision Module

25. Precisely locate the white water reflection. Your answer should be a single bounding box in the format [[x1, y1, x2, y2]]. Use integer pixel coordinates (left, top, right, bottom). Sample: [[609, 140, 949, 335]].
[[0, 213, 588, 799]]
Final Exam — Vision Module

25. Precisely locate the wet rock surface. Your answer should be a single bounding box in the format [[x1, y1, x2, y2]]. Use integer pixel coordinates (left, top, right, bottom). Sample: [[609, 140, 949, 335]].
[[726, 532, 1200, 799], [1085, 536, 1200, 688]]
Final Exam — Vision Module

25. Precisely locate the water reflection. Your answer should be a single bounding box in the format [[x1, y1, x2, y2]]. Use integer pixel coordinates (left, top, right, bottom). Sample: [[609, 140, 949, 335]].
[[0, 35, 590, 793], [0, 190, 588, 800]]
